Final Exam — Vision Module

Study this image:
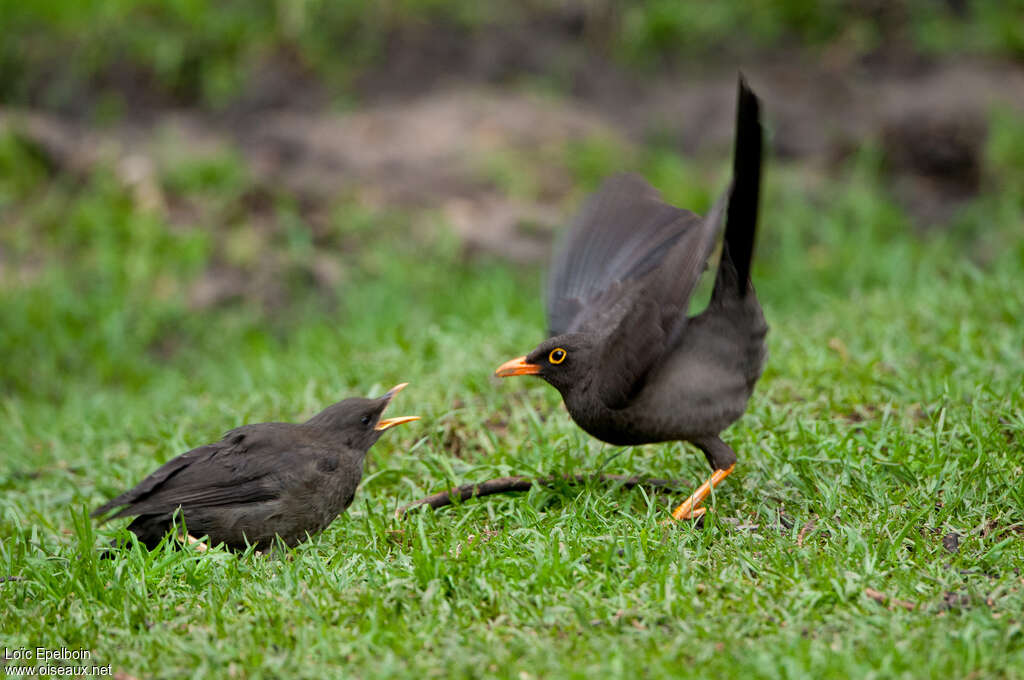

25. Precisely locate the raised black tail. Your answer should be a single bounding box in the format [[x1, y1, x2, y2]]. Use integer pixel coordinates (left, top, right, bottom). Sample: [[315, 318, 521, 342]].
[[715, 75, 763, 299]]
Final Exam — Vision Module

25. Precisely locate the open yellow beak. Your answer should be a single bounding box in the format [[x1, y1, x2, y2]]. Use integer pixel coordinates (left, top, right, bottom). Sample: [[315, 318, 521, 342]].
[[374, 383, 420, 431], [375, 415, 420, 431], [494, 356, 541, 377]]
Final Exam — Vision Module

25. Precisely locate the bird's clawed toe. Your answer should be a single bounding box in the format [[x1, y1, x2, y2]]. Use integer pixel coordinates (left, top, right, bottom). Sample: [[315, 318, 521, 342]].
[[664, 464, 734, 525], [180, 533, 208, 552]]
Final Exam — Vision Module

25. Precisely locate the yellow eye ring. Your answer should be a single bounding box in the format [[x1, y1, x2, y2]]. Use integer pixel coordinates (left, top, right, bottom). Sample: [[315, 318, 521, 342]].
[[548, 348, 567, 364]]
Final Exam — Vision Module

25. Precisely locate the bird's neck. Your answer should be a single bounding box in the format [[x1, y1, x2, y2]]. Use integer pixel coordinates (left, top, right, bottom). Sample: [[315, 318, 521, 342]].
[[307, 426, 369, 461]]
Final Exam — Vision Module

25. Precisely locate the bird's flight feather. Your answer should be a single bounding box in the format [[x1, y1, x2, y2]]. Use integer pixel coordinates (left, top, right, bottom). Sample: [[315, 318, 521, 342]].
[[546, 174, 701, 337]]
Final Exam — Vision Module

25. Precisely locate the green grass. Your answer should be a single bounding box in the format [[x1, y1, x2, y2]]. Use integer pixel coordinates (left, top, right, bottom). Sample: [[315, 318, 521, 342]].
[[2, 115, 1024, 678]]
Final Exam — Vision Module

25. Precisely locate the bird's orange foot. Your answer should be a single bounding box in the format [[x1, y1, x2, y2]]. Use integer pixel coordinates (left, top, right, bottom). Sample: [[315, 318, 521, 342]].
[[664, 465, 735, 523], [179, 533, 208, 552]]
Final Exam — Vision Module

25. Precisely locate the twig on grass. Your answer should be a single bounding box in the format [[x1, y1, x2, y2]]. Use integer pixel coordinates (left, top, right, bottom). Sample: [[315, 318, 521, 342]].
[[394, 474, 690, 519], [865, 587, 916, 611]]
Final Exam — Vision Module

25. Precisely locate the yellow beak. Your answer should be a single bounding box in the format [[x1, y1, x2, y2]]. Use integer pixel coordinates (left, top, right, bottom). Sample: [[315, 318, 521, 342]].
[[494, 356, 541, 377], [374, 382, 420, 431], [375, 415, 421, 431]]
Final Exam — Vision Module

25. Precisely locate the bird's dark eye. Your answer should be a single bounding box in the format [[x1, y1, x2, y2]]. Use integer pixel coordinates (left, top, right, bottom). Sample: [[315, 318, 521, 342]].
[[360, 414, 372, 426], [548, 348, 567, 364]]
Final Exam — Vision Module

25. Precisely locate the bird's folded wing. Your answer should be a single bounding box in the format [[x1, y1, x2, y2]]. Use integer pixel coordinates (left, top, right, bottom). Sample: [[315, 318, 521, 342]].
[[91, 444, 223, 518], [94, 437, 326, 520], [102, 479, 281, 520], [546, 174, 702, 337]]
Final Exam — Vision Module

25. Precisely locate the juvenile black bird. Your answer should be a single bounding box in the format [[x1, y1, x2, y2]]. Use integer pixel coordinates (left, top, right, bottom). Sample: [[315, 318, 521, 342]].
[[93, 384, 419, 551], [496, 78, 767, 521]]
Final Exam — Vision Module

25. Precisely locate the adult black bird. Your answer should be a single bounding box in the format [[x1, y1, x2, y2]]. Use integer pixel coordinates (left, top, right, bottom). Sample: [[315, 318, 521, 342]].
[[495, 77, 767, 521], [93, 384, 419, 551]]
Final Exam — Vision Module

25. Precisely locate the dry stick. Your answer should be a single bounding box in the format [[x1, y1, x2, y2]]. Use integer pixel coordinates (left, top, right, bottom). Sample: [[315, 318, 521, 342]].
[[394, 474, 690, 519]]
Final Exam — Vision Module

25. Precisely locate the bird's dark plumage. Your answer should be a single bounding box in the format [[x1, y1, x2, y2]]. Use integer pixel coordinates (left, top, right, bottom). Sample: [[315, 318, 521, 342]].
[[93, 385, 418, 551], [497, 77, 767, 518]]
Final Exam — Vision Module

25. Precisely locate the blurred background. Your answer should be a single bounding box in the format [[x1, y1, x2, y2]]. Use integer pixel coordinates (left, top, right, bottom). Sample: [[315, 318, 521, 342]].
[[1, 0, 1022, 445]]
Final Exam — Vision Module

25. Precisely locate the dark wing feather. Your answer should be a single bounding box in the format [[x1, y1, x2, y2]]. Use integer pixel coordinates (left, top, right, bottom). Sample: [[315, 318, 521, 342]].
[[93, 425, 318, 521], [91, 443, 223, 518], [594, 193, 727, 407], [546, 174, 702, 336], [646, 188, 728, 348], [593, 295, 666, 408]]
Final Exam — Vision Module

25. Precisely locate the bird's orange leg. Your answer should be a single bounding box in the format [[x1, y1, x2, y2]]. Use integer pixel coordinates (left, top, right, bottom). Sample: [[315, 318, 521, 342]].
[[179, 533, 208, 552], [668, 464, 735, 521]]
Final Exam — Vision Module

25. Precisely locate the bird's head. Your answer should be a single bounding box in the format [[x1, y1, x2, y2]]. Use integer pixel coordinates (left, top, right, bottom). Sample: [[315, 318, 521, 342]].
[[306, 383, 420, 450], [494, 334, 595, 396]]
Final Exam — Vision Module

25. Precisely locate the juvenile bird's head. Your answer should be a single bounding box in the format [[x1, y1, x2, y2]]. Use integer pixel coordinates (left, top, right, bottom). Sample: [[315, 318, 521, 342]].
[[494, 334, 596, 397], [306, 383, 420, 450]]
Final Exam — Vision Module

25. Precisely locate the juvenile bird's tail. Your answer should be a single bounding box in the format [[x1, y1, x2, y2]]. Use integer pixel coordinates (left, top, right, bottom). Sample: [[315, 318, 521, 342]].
[[714, 76, 763, 300]]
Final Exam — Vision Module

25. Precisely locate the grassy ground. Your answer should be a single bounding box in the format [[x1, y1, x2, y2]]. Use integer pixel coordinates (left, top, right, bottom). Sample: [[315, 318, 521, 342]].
[[2, 112, 1024, 678]]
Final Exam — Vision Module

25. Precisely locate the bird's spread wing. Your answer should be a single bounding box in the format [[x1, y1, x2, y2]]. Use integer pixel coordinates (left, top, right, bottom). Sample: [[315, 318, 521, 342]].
[[92, 426, 325, 521], [643, 188, 728, 348], [546, 174, 701, 336], [546, 174, 727, 408]]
